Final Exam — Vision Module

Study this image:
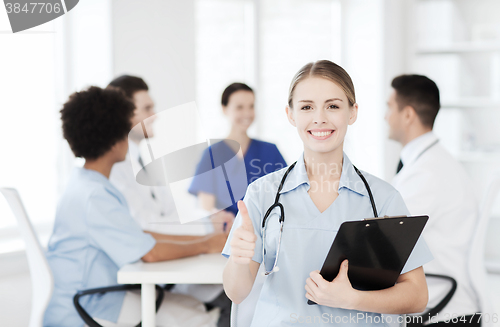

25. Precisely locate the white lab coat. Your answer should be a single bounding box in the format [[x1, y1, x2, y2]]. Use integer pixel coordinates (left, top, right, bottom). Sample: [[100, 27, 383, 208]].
[[110, 141, 175, 230], [110, 141, 222, 303], [392, 132, 480, 319]]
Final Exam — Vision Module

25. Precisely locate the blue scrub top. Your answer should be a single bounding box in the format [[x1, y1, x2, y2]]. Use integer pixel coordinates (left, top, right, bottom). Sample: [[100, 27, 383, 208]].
[[222, 152, 433, 327], [43, 168, 156, 327], [188, 139, 286, 215]]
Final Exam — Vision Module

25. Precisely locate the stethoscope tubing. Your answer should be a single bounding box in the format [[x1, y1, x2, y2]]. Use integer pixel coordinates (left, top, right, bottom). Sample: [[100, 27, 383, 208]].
[[262, 160, 378, 229], [260, 159, 379, 275]]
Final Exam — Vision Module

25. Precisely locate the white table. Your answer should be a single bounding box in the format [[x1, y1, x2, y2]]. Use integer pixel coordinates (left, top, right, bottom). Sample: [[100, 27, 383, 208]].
[[118, 253, 228, 327]]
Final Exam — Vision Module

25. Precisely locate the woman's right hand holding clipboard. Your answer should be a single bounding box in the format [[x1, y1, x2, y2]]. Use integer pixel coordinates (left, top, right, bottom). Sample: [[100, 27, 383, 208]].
[[305, 260, 360, 309]]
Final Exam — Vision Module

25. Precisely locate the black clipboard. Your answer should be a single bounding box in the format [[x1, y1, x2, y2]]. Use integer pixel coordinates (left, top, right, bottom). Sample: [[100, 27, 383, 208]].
[[307, 215, 428, 305]]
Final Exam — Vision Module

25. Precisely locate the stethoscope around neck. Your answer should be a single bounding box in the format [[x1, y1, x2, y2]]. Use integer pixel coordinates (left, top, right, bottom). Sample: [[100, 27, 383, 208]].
[[261, 160, 379, 276]]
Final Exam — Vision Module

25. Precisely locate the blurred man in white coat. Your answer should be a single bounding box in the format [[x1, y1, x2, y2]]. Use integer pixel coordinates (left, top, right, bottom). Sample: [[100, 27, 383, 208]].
[[386, 74, 481, 326], [108, 75, 232, 327]]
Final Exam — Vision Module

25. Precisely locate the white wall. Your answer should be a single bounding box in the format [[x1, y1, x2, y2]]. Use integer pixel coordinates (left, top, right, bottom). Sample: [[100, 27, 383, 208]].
[[111, 0, 199, 169], [340, 0, 386, 178], [112, 0, 196, 111], [381, 0, 409, 180]]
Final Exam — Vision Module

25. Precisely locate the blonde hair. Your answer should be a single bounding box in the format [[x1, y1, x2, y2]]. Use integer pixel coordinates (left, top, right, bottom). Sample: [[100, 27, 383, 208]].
[[287, 60, 356, 108]]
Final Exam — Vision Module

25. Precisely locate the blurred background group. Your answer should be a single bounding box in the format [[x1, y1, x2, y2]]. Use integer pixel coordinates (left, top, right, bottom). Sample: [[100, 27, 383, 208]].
[[1, 0, 500, 325]]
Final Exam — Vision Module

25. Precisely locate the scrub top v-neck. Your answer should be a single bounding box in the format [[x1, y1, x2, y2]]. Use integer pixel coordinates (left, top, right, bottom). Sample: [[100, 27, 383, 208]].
[[189, 139, 286, 215], [222, 152, 433, 327]]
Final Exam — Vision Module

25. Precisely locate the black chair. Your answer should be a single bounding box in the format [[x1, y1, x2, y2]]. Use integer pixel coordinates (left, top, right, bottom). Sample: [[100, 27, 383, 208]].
[[408, 273, 457, 326], [74, 284, 165, 327]]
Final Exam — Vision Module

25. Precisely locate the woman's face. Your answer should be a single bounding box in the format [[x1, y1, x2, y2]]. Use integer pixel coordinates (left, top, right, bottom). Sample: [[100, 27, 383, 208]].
[[287, 77, 357, 154], [223, 90, 255, 132]]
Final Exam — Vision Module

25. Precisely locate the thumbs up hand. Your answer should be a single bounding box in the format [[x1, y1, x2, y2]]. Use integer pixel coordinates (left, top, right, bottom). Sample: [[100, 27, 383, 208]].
[[239, 200, 254, 232], [229, 201, 257, 265]]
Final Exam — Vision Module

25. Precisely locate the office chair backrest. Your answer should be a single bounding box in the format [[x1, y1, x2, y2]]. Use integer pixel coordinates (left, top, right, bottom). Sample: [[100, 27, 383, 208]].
[[468, 174, 500, 327], [0, 188, 54, 327]]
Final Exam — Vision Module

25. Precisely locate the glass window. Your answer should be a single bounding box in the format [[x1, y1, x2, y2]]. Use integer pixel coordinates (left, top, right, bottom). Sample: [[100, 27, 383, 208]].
[[0, 21, 57, 230], [195, 0, 342, 163]]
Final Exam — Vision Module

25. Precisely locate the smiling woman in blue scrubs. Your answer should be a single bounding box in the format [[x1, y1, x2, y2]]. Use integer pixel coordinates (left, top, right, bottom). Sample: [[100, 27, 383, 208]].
[[189, 83, 286, 230], [222, 61, 433, 326]]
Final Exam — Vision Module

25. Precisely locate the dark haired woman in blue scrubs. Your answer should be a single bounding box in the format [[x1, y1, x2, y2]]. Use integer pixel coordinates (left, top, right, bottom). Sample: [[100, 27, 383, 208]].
[[189, 83, 286, 229]]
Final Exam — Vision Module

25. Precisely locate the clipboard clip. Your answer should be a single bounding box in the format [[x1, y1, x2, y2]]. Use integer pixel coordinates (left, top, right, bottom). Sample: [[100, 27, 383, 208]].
[[363, 215, 408, 221]]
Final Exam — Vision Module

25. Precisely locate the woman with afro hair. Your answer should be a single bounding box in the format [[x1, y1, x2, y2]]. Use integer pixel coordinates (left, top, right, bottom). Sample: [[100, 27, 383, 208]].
[[43, 86, 224, 327]]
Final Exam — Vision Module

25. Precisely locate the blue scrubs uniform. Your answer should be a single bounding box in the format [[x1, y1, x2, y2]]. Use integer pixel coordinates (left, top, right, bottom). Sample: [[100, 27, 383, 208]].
[[43, 168, 156, 327], [188, 139, 286, 215], [222, 153, 433, 327]]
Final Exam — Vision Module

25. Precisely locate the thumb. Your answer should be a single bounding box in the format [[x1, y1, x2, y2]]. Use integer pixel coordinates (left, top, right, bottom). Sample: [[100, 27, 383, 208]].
[[237, 200, 254, 233], [338, 259, 349, 279]]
